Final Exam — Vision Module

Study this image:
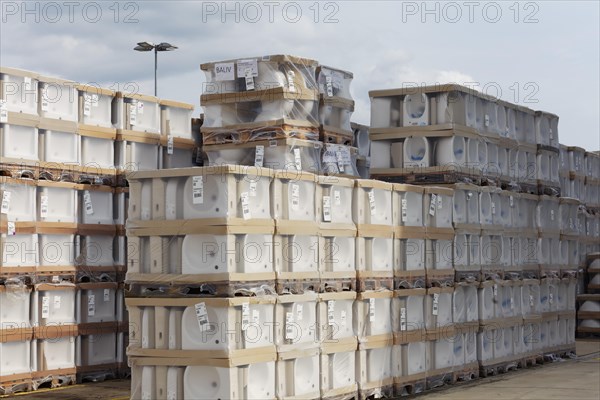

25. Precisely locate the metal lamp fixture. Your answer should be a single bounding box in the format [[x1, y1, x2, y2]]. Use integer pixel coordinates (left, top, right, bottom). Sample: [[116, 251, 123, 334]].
[[134, 41, 178, 96]]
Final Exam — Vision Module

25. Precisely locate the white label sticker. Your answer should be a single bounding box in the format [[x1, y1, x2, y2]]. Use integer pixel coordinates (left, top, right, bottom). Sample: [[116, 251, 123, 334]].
[[54, 295, 61, 310], [41, 88, 49, 111], [509, 196, 514, 207], [254, 145, 264, 167], [323, 196, 332, 222], [294, 148, 302, 171], [88, 294, 95, 316], [493, 284, 498, 297], [368, 191, 376, 216], [195, 302, 210, 332], [400, 307, 407, 331], [252, 309, 260, 325], [7, 221, 16, 236], [550, 209, 555, 221], [369, 298, 376, 322], [167, 135, 174, 155], [42, 296, 50, 318], [529, 295, 534, 307], [249, 180, 258, 197], [325, 76, 333, 97], [236, 59, 258, 77], [327, 300, 335, 326], [437, 195, 443, 210], [401, 198, 408, 222], [83, 190, 94, 215], [340, 310, 347, 327], [484, 114, 490, 127], [241, 302, 250, 331], [129, 103, 137, 125], [91, 94, 99, 107], [285, 311, 294, 340], [83, 94, 92, 116], [432, 293, 439, 316], [491, 202, 496, 215], [40, 194, 49, 218], [0, 99, 7, 123], [214, 62, 235, 81], [291, 183, 300, 210], [286, 70, 296, 92], [244, 69, 255, 91], [103, 289, 110, 302], [24, 76, 32, 91], [429, 194, 437, 216], [510, 297, 515, 310], [137, 101, 144, 115], [336, 151, 344, 172], [549, 293, 553, 305], [296, 303, 303, 321], [1, 191, 11, 214], [192, 176, 203, 204], [334, 190, 341, 206], [241, 192, 251, 220]]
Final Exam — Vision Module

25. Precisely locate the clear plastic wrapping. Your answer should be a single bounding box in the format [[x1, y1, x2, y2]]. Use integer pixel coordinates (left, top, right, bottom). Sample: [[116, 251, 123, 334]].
[[317, 65, 353, 101], [204, 138, 323, 173], [202, 100, 319, 131], [126, 296, 277, 357], [321, 144, 359, 177], [201, 55, 318, 95], [319, 99, 354, 133]]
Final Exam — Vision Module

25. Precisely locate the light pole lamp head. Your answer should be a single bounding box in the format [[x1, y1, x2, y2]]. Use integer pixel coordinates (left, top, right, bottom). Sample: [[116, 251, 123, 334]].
[[156, 42, 178, 52], [134, 41, 155, 51]]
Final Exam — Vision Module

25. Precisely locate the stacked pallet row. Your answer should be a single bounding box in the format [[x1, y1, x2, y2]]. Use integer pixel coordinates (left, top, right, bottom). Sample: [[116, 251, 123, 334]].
[[556, 146, 600, 337], [199, 55, 360, 177], [0, 67, 197, 394], [365, 84, 584, 391]]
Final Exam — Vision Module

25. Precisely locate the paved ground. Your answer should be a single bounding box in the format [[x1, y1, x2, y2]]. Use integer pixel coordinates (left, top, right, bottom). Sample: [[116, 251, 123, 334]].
[[4, 340, 599, 399]]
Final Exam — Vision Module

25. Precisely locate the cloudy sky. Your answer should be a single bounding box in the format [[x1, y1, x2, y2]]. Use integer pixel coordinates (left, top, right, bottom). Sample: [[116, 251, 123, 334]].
[[1, 1, 598, 150]]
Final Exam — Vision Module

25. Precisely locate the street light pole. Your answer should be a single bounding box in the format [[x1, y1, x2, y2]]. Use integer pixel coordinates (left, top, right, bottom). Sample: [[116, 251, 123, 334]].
[[133, 41, 178, 97]]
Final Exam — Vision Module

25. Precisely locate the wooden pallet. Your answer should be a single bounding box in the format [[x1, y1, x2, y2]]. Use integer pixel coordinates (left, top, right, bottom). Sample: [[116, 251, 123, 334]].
[[370, 166, 483, 186], [537, 182, 561, 197], [31, 369, 76, 390], [76, 364, 119, 383], [0, 272, 35, 286], [504, 270, 524, 281], [426, 269, 455, 288], [0, 375, 33, 395], [393, 375, 427, 397], [320, 128, 354, 146], [126, 280, 277, 298], [322, 390, 358, 400], [426, 369, 456, 390], [455, 270, 482, 284], [356, 272, 394, 292], [358, 383, 393, 400], [0, 160, 118, 186], [202, 123, 319, 145], [522, 267, 541, 280], [519, 353, 545, 368], [276, 276, 320, 295], [394, 270, 427, 290], [452, 363, 480, 383], [543, 347, 576, 362], [518, 182, 539, 195], [479, 358, 520, 378], [320, 274, 357, 293], [559, 268, 579, 279], [481, 268, 504, 281]]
